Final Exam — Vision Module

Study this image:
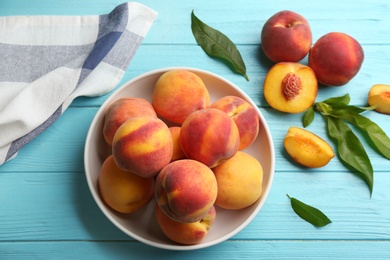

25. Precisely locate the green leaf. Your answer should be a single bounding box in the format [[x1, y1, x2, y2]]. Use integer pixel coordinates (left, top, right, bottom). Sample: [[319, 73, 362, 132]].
[[191, 11, 249, 81], [287, 194, 332, 227], [303, 107, 315, 127], [317, 94, 375, 113], [314, 102, 333, 115], [333, 105, 376, 114], [322, 93, 351, 106], [331, 109, 390, 160], [326, 116, 374, 194]]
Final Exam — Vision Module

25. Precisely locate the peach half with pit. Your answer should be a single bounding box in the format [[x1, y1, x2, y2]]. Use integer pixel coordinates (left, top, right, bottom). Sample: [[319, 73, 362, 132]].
[[263, 62, 318, 113], [309, 32, 364, 86], [112, 116, 173, 178], [212, 151, 263, 210], [155, 205, 216, 245], [154, 159, 218, 223], [284, 127, 334, 168], [180, 107, 240, 168], [103, 98, 157, 145], [261, 10, 312, 62], [368, 84, 390, 114], [152, 69, 210, 124], [98, 155, 155, 214], [210, 95, 259, 150]]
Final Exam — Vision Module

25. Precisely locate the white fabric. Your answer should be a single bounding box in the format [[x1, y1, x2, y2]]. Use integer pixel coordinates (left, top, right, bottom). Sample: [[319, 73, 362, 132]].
[[0, 2, 158, 165]]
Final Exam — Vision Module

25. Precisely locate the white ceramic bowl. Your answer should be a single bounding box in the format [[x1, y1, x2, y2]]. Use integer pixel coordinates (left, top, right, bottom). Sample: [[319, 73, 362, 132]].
[[84, 67, 275, 250]]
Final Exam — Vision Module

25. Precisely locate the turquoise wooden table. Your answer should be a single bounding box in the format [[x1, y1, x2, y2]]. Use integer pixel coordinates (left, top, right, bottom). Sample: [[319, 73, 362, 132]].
[[1, 0, 390, 259]]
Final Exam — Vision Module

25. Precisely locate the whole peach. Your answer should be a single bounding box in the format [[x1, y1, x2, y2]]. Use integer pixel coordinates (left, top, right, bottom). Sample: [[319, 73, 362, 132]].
[[261, 10, 312, 62], [210, 95, 259, 150], [180, 108, 240, 168], [212, 151, 263, 210], [103, 98, 157, 145], [169, 126, 186, 161], [155, 204, 216, 245], [309, 32, 364, 86], [154, 159, 218, 223], [152, 70, 210, 124], [98, 155, 155, 213], [112, 116, 173, 178]]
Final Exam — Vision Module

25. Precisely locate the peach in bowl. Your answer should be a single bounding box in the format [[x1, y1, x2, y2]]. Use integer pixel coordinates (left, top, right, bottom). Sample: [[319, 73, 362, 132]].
[[84, 67, 275, 250]]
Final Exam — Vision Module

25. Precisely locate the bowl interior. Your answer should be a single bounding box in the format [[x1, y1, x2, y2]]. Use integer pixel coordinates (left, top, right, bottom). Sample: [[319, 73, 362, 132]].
[[84, 67, 275, 250]]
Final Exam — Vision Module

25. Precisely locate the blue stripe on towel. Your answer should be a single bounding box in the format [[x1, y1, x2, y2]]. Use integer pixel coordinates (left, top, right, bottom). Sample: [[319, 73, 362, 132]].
[[78, 3, 129, 82], [82, 31, 122, 71], [6, 3, 130, 160], [0, 2, 157, 165]]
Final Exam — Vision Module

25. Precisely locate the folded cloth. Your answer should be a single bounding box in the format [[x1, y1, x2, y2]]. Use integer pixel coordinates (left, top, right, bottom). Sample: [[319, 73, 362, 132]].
[[0, 2, 157, 165]]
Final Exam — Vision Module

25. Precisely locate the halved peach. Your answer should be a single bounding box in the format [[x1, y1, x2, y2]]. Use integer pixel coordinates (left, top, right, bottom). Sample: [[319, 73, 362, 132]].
[[284, 127, 334, 168], [368, 84, 390, 114], [263, 62, 318, 113]]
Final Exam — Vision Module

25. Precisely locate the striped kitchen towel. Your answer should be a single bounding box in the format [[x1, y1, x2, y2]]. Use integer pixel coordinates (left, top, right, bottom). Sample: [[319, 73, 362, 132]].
[[0, 2, 157, 165]]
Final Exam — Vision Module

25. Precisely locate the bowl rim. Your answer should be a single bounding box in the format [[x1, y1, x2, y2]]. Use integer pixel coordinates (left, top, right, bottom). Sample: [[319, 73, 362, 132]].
[[84, 66, 275, 250]]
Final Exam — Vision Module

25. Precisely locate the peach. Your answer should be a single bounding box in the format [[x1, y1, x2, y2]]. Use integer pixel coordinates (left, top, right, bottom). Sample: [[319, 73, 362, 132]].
[[368, 84, 390, 114], [152, 70, 210, 124], [212, 151, 263, 210], [112, 116, 173, 178], [180, 108, 240, 168], [210, 95, 259, 150], [261, 10, 312, 62], [309, 32, 364, 86], [263, 62, 318, 113], [169, 126, 186, 161], [284, 127, 335, 168], [155, 204, 216, 245], [154, 159, 218, 223], [103, 98, 157, 145], [98, 155, 154, 213]]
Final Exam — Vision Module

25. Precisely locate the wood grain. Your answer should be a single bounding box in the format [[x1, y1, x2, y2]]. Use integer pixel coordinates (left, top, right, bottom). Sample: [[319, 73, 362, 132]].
[[1, 0, 390, 259]]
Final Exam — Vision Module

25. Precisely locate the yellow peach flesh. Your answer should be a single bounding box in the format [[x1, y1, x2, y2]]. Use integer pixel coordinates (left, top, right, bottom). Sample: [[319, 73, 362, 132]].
[[264, 62, 318, 114], [368, 84, 390, 114], [284, 127, 334, 168]]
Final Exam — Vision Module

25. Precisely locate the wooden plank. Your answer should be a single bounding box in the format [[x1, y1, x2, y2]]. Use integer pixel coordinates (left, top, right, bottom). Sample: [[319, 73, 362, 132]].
[[0, 240, 389, 259], [1, 168, 389, 241], [0, 108, 95, 173], [1, 0, 390, 259], [71, 43, 390, 108], [0, 170, 130, 241], [1, 106, 389, 173], [2, 0, 388, 44]]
